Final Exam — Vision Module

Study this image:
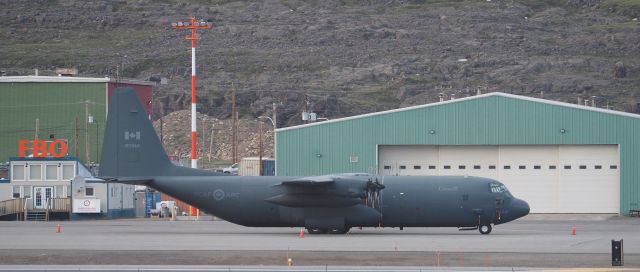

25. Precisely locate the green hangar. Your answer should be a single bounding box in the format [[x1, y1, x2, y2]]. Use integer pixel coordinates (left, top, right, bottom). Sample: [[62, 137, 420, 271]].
[[275, 92, 640, 215], [0, 76, 153, 165]]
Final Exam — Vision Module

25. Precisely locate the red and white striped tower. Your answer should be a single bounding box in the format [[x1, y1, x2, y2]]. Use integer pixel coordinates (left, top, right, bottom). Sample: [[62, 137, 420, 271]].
[[172, 17, 212, 168]]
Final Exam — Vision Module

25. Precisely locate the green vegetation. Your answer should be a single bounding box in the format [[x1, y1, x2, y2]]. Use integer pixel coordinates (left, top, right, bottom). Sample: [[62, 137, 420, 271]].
[[237, 105, 250, 118], [393, 0, 469, 11], [516, 0, 569, 11], [600, 0, 640, 18], [123, 59, 155, 77]]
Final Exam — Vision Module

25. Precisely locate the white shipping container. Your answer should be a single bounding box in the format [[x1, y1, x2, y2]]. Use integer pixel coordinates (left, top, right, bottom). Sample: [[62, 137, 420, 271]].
[[239, 157, 274, 176]]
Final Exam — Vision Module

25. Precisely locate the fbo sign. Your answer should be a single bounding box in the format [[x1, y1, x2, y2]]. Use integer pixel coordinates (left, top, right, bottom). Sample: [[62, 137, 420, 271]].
[[18, 140, 68, 158]]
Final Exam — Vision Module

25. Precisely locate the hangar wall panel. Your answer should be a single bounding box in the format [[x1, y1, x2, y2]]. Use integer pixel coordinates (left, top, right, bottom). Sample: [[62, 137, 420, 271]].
[[276, 95, 640, 214], [0, 83, 105, 163]]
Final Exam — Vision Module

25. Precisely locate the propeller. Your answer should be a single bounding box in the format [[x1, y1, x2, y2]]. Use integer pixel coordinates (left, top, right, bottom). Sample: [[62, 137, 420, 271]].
[[363, 177, 385, 209]]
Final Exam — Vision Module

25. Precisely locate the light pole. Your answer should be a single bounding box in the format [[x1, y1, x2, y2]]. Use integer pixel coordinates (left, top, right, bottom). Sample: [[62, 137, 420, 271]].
[[171, 17, 213, 169], [257, 119, 263, 176], [258, 116, 275, 176], [258, 116, 275, 127]]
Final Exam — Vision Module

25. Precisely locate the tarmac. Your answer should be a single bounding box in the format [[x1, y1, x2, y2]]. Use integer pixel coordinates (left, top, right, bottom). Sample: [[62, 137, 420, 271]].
[[0, 214, 638, 270]]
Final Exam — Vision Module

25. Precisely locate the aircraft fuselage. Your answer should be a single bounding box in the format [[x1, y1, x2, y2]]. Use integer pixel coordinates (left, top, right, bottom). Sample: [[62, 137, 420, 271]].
[[150, 174, 529, 231]]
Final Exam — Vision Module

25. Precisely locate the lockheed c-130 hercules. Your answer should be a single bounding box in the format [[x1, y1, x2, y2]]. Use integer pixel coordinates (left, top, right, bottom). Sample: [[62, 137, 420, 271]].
[[99, 88, 530, 234]]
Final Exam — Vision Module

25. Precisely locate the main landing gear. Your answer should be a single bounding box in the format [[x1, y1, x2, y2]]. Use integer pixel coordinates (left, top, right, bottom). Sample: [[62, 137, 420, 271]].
[[306, 227, 351, 234]]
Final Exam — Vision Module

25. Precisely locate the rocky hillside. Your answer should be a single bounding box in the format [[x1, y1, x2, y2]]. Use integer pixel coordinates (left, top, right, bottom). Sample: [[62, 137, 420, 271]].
[[152, 110, 274, 166], [1, 0, 639, 162]]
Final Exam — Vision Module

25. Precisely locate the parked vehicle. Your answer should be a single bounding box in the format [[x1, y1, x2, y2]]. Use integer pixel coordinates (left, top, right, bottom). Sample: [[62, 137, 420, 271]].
[[223, 163, 238, 175]]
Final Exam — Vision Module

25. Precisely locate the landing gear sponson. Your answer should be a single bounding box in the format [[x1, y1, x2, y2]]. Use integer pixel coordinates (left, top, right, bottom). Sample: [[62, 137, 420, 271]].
[[306, 227, 351, 234]]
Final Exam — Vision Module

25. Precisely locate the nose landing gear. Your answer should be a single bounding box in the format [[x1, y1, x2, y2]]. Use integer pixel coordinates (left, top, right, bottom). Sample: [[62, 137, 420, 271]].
[[479, 224, 492, 234]]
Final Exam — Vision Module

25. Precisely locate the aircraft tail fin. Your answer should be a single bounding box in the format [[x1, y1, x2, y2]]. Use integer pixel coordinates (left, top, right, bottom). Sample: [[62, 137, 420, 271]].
[[99, 88, 173, 177], [100, 87, 224, 178]]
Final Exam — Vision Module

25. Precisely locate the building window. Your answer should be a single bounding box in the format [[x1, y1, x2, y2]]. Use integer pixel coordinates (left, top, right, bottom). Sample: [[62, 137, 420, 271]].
[[29, 164, 42, 180], [11, 164, 25, 180], [413, 165, 421, 170], [383, 166, 391, 170], [564, 165, 571, 169], [579, 165, 587, 169], [62, 165, 74, 180], [12, 186, 21, 198], [428, 165, 436, 170], [549, 165, 557, 170], [534, 165, 541, 170], [23, 186, 32, 198], [595, 165, 602, 169], [443, 165, 451, 169], [473, 165, 481, 169], [518, 165, 526, 169], [399, 165, 406, 170], [610, 165, 618, 169], [503, 165, 511, 170], [85, 187, 94, 197], [46, 164, 58, 180], [488, 165, 496, 169], [458, 165, 466, 169]]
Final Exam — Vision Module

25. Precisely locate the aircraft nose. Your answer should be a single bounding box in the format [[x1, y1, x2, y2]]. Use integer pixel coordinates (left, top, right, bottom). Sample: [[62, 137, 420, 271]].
[[511, 198, 530, 218]]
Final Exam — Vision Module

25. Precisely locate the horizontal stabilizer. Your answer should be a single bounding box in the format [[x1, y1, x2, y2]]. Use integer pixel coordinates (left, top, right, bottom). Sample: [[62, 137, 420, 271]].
[[98, 176, 154, 185]]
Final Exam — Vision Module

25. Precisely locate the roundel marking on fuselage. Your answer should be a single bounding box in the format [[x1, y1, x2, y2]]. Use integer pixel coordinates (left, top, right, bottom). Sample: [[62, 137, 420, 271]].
[[213, 189, 225, 201]]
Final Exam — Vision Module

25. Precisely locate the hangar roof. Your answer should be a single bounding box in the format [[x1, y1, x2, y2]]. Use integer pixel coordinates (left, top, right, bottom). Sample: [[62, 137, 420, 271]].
[[277, 92, 640, 132], [0, 76, 154, 86]]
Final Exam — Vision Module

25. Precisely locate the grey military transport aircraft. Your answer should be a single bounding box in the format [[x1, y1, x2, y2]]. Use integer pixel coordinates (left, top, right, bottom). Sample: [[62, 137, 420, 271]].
[[100, 88, 530, 234]]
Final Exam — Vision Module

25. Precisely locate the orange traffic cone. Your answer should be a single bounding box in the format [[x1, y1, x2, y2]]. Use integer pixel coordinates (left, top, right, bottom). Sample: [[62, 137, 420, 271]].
[[571, 226, 576, 235], [298, 228, 305, 238], [56, 224, 61, 233]]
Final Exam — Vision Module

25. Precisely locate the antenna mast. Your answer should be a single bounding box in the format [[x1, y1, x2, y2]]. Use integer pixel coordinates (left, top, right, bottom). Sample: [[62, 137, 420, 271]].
[[172, 17, 213, 169]]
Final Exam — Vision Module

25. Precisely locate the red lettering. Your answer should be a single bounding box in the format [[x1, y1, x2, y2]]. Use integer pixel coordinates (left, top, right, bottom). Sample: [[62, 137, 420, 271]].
[[18, 140, 30, 158], [32, 140, 47, 158], [49, 140, 67, 158], [17, 140, 68, 158]]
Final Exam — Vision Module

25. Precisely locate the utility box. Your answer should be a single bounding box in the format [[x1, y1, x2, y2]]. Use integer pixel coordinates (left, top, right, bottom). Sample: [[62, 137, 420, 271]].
[[612, 239, 623, 266]]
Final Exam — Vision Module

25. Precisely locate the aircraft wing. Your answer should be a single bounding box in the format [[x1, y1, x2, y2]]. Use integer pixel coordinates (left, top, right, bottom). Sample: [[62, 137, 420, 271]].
[[266, 174, 383, 208], [280, 175, 336, 186]]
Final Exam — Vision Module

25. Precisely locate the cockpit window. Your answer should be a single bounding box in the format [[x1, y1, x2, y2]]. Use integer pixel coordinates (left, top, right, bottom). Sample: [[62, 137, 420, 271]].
[[490, 183, 507, 193]]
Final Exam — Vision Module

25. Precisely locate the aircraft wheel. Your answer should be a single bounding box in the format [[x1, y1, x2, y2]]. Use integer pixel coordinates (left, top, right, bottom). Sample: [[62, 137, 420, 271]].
[[478, 224, 492, 235], [306, 228, 327, 234]]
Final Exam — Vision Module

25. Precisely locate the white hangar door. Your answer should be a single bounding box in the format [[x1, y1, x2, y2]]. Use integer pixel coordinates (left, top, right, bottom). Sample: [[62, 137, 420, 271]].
[[378, 145, 439, 176], [378, 145, 620, 213], [498, 146, 561, 213], [437, 146, 499, 179], [556, 145, 619, 213], [497, 145, 619, 213]]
